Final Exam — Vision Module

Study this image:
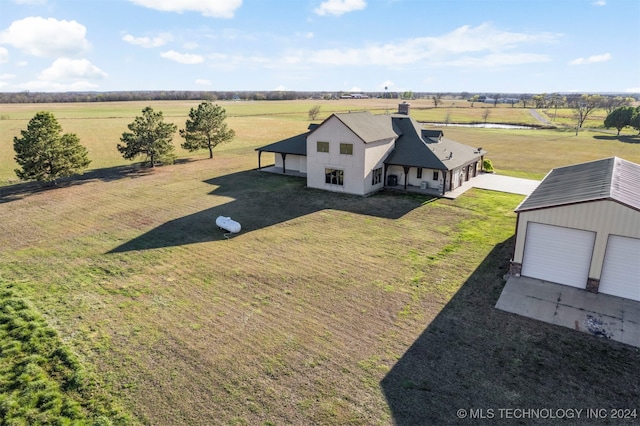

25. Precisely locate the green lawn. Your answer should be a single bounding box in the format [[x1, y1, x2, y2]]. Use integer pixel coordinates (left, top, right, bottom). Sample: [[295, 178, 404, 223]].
[[1, 100, 639, 424]]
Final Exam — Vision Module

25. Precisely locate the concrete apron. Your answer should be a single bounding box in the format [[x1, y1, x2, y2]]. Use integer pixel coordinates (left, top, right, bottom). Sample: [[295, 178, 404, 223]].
[[496, 276, 640, 348]]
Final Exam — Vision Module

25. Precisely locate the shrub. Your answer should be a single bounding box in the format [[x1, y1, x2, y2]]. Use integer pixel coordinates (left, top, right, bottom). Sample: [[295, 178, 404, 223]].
[[483, 158, 495, 172]]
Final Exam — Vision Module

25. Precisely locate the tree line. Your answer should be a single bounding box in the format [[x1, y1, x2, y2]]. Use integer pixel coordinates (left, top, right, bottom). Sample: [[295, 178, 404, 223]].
[[12, 102, 234, 184], [3, 90, 636, 104]]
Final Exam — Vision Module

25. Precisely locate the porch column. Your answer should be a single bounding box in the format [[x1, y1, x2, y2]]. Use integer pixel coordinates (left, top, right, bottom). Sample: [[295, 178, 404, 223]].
[[282, 153, 287, 174], [258, 150, 262, 170], [403, 166, 410, 190]]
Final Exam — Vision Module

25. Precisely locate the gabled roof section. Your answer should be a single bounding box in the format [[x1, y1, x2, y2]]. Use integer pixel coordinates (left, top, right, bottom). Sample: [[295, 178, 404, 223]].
[[385, 115, 486, 170], [330, 111, 397, 143], [516, 157, 640, 212]]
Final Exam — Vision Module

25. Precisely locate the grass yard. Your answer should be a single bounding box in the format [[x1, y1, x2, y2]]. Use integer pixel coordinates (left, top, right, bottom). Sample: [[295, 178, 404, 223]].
[[1, 100, 639, 424]]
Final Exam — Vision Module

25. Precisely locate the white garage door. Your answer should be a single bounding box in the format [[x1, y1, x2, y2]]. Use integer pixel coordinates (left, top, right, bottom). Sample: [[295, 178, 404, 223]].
[[599, 235, 640, 301], [521, 222, 595, 288]]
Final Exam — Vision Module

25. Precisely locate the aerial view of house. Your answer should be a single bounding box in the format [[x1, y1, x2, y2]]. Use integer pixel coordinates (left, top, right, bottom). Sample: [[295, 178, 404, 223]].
[[256, 103, 487, 196]]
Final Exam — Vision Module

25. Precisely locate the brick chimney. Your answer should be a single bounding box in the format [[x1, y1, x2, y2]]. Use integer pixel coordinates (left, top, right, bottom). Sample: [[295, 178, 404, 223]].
[[398, 102, 410, 115]]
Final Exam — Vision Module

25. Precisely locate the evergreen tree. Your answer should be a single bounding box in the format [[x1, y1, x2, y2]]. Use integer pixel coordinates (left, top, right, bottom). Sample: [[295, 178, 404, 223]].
[[13, 111, 91, 184], [180, 102, 235, 159], [118, 106, 177, 167]]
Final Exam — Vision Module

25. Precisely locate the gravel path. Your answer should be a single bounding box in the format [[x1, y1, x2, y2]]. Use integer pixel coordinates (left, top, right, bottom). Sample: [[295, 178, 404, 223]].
[[528, 109, 553, 126]]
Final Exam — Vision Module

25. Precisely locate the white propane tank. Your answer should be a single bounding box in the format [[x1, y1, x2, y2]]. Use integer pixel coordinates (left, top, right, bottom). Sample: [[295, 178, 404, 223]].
[[216, 216, 241, 234]]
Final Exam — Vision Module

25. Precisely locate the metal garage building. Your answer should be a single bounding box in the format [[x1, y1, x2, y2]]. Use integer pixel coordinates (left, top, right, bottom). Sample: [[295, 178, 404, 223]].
[[509, 157, 640, 302]]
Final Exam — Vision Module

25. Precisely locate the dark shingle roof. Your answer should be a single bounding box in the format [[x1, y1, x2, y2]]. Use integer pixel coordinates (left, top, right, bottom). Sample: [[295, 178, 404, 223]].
[[255, 132, 307, 155], [516, 157, 640, 212], [385, 115, 486, 170]]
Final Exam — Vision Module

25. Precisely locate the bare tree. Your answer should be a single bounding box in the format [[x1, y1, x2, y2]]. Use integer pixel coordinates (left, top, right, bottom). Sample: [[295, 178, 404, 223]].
[[432, 93, 442, 108], [570, 94, 604, 131], [482, 108, 491, 124], [308, 105, 321, 121]]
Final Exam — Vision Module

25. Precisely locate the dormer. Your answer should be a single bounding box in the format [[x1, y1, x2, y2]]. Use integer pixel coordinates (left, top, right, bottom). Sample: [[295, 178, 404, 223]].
[[422, 129, 444, 143]]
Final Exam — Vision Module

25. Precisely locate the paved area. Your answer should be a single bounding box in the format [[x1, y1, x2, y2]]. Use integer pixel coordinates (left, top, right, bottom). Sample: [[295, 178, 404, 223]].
[[444, 172, 540, 199], [496, 275, 640, 347]]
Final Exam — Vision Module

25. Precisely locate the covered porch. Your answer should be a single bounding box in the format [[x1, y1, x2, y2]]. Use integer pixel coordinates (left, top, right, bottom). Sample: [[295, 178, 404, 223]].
[[257, 166, 307, 178]]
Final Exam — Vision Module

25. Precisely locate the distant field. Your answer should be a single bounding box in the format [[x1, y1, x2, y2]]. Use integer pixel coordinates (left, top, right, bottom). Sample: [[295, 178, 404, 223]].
[[1, 99, 638, 185], [1, 99, 639, 424]]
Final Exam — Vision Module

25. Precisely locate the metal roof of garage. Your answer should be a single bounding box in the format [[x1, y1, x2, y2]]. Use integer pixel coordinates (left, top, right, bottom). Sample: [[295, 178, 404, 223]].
[[515, 157, 640, 212]]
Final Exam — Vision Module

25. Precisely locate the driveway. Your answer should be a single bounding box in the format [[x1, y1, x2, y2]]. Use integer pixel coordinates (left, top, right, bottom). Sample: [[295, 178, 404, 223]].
[[444, 172, 540, 199], [496, 276, 640, 347]]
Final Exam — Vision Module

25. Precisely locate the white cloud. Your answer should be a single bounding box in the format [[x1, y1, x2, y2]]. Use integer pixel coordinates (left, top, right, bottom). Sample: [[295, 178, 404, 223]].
[[123, 33, 173, 48], [161, 50, 204, 64], [273, 84, 287, 91], [348, 86, 362, 92], [39, 58, 108, 81], [592, 1, 606, 6], [306, 23, 559, 66], [625, 87, 640, 93], [315, 0, 366, 16], [195, 78, 211, 85], [129, 0, 242, 18], [18, 79, 100, 92], [569, 53, 611, 65], [0, 73, 16, 79], [449, 53, 551, 67], [0, 17, 90, 57], [0, 47, 8, 63]]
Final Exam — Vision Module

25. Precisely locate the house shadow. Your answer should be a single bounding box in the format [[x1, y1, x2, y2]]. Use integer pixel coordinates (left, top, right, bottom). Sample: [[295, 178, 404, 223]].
[[381, 235, 640, 425], [108, 170, 433, 253], [593, 134, 640, 144]]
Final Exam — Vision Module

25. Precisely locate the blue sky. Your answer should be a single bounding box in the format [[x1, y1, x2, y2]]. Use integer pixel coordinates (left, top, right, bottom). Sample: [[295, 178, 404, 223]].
[[0, 0, 638, 93]]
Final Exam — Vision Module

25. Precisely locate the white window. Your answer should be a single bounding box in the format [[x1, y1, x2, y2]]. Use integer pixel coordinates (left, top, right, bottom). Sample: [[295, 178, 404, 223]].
[[317, 141, 329, 153], [372, 167, 383, 185], [339, 143, 353, 155], [325, 168, 344, 185]]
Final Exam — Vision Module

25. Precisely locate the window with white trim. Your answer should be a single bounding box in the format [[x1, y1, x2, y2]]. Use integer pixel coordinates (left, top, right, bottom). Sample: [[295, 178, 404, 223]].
[[372, 167, 383, 185], [317, 141, 329, 153], [325, 168, 344, 185], [339, 143, 353, 155]]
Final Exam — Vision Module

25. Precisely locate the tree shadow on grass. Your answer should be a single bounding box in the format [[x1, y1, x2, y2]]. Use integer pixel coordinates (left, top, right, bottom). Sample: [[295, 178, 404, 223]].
[[108, 170, 433, 253], [593, 135, 640, 144], [0, 159, 196, 204], [381, 236, 640, 425]]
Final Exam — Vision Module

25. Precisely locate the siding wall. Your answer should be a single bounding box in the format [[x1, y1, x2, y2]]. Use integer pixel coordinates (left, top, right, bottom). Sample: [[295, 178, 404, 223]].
[[306, 116, 394, 195], [274, 154, 306, 173], [514, 200, 640, 279]]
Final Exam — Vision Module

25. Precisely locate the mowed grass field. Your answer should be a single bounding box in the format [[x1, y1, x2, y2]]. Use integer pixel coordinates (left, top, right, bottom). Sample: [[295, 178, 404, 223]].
[[1, 99, 640, 424]]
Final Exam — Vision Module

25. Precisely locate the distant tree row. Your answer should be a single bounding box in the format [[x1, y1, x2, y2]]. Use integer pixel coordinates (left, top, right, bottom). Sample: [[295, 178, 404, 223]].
[[604, 106, 640, 135], [4, 90, 636, 104], [13, 102, 234, 184]]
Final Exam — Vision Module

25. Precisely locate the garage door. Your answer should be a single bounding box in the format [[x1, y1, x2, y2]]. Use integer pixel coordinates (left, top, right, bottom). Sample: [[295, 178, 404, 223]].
[[599, 235, 640, 301], [521, 222, 595, 288]]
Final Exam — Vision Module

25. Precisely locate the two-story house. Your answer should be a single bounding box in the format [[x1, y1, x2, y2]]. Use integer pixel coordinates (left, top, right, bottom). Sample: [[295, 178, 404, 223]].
[[256, 103, 487, 196]]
